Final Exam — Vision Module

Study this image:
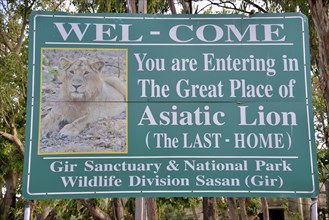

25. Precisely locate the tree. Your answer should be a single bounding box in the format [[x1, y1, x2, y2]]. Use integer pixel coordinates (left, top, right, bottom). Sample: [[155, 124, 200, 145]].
[[0, 0, 34, 218], [0, 1, 72, 218]]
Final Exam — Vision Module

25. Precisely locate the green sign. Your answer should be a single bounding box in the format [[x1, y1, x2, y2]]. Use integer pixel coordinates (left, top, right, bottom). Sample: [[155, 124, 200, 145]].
[[23, 11, 319, 199]]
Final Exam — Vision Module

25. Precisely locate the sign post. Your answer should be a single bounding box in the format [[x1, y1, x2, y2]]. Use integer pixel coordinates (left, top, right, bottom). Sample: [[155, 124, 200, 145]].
[[23, 12, 319, 199]]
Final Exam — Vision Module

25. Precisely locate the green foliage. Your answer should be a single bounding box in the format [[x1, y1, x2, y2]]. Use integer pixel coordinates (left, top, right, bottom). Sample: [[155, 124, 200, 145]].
[[311, 71, 329, 184], [70, 0, 170, 14], [0, 0, 37, 218], [157, 197, 200, 219], [312, 74, 327, 146], [72, 0, 127, 13], [147, 0, 169, 14], [59, 200, 90, 219], [8, 198, 25, 219], [32, 199, 92, 219], [203, 6, 214, 14], [0, 142, 23, 177], [317, 147, 329, 183], [0, 53, 27, 126], [246, 198, 261, 216], [125, 198, 136, 219]]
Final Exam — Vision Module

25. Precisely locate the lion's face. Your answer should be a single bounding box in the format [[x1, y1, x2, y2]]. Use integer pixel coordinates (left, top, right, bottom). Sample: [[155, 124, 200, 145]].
[[59, 57, 104, 101]]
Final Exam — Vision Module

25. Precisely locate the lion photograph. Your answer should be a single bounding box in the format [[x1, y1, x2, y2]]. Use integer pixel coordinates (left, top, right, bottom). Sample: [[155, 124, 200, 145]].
[[39, 49, 127, 154]]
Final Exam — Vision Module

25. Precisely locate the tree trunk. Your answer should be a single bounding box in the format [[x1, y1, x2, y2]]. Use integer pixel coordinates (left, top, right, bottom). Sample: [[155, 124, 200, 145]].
[[227, 197, 238, 220], [309, 0, 329, 212], [191, 205, 199, 220], [203, 197, 218, 220], [302, 198, 311, 220], [138, 0, 147, 13], [146, 197, 157, 220], [261, 197, 269, 220], [168, 0, 177, 14], [112, 198, 128, 220], [180, 0, 192, 14], [0, 171, 18, 220], [239, 198, 248, 220], [127, 0, 137, 13], [308, 0, 329, 136]]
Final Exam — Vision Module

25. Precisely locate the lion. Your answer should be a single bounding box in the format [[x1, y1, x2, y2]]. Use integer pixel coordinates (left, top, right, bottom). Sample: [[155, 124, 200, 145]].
[[41, 57, 126, 139]]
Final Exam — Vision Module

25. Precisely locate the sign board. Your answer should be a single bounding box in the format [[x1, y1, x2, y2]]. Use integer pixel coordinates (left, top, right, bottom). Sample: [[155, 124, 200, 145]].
[[23, 11, 319, 199]]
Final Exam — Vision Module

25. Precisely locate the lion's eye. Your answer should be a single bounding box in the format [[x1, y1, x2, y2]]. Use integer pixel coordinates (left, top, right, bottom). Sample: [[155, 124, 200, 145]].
[[69, 70, 74, 75], [84, 71, 90, 76]]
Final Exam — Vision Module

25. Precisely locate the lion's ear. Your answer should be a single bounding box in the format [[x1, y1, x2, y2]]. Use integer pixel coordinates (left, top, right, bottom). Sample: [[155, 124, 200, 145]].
[[59, 57, 73, 70], [90, 61, 105, 72]]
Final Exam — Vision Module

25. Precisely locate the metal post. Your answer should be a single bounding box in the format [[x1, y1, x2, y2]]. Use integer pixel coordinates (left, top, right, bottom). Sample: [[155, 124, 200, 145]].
[[136, 197, 148, 220], [24, 200, 31, 220], [311, 197, 318, 220]]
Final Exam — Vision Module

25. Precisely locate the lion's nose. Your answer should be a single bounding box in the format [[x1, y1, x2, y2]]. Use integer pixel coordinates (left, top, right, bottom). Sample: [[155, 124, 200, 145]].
[[72, 84, 81, 90]]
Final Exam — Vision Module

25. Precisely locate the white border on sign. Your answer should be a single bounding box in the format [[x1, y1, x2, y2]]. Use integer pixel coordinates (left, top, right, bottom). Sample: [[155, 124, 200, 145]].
[[25, 13, 316, 197]]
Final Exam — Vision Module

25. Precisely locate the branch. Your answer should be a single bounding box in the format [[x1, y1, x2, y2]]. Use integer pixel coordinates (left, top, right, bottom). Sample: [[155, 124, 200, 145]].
[[168, 0, 177, 14], [0, 29, 14, 52], [180, 0, 191, 14], [0, 0, 9, 14], [90, 0, 95, 13], [0, 110, 10, 128], [202, 0, 252, 14], [80, 199, 111, 220], [14, 0, 37, 54], [243, 0, 267, 13], [0, 123, 24, 158], [53, 0, 66, 11], [0, 131, 14, 142]]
